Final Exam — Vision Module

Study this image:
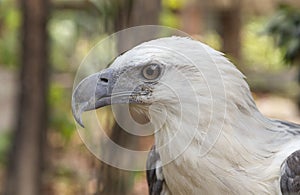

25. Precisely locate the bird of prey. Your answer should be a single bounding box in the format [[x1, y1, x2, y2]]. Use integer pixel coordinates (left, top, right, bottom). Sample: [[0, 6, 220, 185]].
[[72, 37, 300, 194]]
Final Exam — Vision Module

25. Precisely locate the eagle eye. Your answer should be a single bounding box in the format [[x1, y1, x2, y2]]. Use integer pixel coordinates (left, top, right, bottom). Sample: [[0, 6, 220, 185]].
[[142, 64, 161, 80]]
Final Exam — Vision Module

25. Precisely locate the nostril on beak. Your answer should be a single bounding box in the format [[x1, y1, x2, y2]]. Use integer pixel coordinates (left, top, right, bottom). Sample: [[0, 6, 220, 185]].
[[98, 68, 114, 84], [100, 77, 109, 83]]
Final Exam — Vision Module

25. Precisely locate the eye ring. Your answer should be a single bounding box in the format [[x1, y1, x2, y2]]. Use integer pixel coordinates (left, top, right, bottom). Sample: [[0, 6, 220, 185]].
[[142, 64, 161, 80]]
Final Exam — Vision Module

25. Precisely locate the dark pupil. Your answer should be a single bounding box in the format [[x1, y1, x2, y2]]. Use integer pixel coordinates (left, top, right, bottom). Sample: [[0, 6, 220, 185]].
[[146, 67, 154, 75]]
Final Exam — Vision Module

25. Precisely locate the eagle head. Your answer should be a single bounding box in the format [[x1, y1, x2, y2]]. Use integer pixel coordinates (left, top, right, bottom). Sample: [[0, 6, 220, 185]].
[[72, 36, 250, 146]]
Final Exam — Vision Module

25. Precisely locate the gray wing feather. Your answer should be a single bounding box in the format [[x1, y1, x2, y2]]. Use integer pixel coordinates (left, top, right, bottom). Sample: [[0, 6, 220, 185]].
[[146, 145, 168, 195], [277, 121, 300, 136], [280, 150, 300, 195]]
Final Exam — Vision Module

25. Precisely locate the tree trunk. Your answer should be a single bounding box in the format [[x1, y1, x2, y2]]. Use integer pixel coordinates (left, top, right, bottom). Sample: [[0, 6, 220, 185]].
[[4, 0, 49, 195], [181, 1, 204, 35], [219, 1, 242, 64], [96, 0, 161, 194], [96, 122, 137, 195]]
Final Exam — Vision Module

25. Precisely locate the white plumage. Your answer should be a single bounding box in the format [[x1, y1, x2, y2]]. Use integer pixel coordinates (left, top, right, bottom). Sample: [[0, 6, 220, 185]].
[[72, 37, 300, 195]]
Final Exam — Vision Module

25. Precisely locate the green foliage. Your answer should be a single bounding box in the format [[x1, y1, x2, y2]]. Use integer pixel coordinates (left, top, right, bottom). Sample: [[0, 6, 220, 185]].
[[160, 0, 184, 28], [0, 131, 11, 166], [203, 18, 283, 71], [160, 9, 180, 28], [162, 0, 185, 10], [0, 0, 20, 68], [243, 18, 284, 70], [49, 83, 75, 143], [203, 31, 222, 50], [265, 5, 300, 64], [49, 12, 78, 72]]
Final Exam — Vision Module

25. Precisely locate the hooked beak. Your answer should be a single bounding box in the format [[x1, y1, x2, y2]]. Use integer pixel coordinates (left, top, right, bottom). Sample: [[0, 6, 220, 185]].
[[71, 68, 116, 127]]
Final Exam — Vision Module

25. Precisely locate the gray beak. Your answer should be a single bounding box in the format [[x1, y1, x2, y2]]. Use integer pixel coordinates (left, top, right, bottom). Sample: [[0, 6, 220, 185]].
[[71, 68, 116, 127]]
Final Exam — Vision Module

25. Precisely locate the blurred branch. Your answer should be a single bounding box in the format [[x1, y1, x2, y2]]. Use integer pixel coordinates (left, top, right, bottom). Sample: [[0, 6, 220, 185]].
[[246, 68, 298, 96], [95, 1, 161, 194], [51, 0, 102, 15], [219, 1, 242, 65], [4, 0, 50, 194]]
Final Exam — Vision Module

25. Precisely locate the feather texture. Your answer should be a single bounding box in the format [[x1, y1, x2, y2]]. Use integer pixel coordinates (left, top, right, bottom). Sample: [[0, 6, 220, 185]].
[[109, 37, 300, 194]]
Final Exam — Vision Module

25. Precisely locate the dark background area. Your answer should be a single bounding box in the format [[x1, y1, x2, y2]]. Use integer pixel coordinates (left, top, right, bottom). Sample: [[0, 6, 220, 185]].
[[1, 0, 300, 194]]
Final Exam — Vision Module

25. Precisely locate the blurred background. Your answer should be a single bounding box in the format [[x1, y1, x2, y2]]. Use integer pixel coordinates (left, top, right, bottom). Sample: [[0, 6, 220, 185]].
[[1, 0, 300, 194]]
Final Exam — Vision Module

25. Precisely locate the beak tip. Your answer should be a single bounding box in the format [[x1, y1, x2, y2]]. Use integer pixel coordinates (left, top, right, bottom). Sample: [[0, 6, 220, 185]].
[[71, 73, 100, 128], [77, 119, 85, 128], [71, 99, 85, 128], [72, 106, 85, 128], [73, 110, 85, 128]]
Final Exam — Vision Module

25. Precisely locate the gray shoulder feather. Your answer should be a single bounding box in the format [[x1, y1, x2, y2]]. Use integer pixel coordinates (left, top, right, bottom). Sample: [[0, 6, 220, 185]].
[[280, 150, 300, 195], [146, 145, 170, 195]]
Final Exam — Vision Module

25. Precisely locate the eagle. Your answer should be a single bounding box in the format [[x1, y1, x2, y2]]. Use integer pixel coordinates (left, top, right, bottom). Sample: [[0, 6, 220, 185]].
[[72, 37, 300, 194]]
